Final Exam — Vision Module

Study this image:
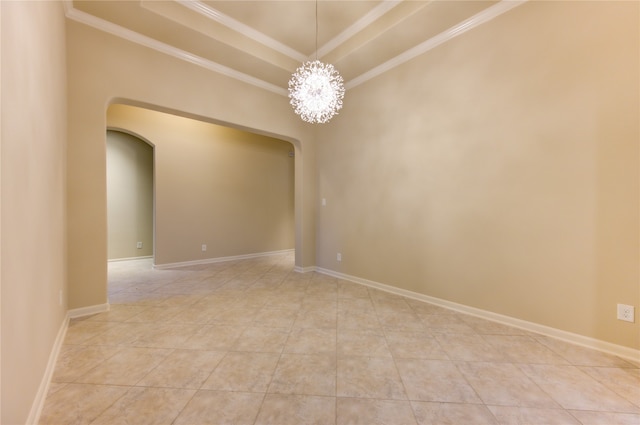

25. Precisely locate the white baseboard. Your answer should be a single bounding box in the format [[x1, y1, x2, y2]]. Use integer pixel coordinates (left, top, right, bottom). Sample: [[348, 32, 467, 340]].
[[154, 249, 294, 269], [27, 269, 637, 424], [294, 265, 316, 273], [314, 267, 640, 363], [67, 303, 110, 319], [108, 255, 153, 262], [28, 302, 111, 423], [26, 314, 69, 425]]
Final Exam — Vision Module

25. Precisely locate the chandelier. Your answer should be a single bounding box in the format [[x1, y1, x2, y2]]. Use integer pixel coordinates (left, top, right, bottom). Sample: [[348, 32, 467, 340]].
[[288, 2, 345, 124]]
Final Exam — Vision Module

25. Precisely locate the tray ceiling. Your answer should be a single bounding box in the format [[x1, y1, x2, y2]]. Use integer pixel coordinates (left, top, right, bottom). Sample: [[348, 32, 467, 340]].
[[67, 1, 524, 95]]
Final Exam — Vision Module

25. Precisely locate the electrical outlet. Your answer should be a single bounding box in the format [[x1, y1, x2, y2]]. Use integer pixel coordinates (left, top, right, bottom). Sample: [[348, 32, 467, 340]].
[[617, 304, 635, 323], [202, 244, 207, 252], [136, 241, 143, 249], [337, 253, 342, 262]]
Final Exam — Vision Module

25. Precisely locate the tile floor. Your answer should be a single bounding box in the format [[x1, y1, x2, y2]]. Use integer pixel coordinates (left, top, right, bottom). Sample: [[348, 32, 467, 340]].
[[40, 253, 640, 424]]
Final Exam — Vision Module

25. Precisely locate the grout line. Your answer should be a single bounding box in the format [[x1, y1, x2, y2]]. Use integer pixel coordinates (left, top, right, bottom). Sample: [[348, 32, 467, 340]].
[[40, 254, 640, 423]]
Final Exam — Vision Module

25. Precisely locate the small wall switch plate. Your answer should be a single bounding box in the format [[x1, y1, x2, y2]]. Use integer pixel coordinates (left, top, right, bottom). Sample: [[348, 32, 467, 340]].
[[201, 244, 207, 252], [136, 242, 143, 249], [337, 253, 342, 262], [617, 304, 635, 323]]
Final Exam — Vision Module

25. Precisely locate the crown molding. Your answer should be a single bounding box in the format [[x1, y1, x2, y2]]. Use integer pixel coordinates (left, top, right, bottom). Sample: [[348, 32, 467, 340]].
[[64, 4, 288, 96], [176, 0, 308, 63], [316, 0, 402, 60], [64, 0, 526, 97], [346, 0, 528, 90], [175, 0, 403, 64]]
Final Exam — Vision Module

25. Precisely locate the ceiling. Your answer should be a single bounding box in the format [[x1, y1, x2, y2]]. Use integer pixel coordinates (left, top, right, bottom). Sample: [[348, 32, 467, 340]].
[[67, 1, 523, 95]]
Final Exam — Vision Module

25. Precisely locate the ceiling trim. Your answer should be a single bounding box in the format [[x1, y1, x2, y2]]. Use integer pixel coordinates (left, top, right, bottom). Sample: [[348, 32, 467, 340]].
[[176, 0, 308, 63], [316, 1, 402, 60], [64, 0, 527, 98], [64, 2, 288, 96], [346, 0, 528, 90], [176, 0, 404, 64]]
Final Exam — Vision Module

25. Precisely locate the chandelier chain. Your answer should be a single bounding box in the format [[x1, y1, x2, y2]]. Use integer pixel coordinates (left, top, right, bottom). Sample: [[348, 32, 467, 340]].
[[287, 0, 345, 124]]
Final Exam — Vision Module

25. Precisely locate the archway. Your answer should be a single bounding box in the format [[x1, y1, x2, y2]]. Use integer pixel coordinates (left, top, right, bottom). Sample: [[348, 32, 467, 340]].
[[106, 129, 155, 262], [106, 103, 297, 269]]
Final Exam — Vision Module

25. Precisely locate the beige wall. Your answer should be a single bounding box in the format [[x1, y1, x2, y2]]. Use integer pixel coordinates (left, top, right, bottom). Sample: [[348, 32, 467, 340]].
[[107, 130, 154, 260], [107, 105, 295, 265], [0, 2, 637, 421], [1, 1, 68, 423], [5, 2, 635, 423], [317, 1, 639, 350], [66, 19, 316, 309]]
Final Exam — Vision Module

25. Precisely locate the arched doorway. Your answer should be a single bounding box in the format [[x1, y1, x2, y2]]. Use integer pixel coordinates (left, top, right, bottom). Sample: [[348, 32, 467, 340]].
[[106, 103, 296, 269], [106, 129, 155, 261]]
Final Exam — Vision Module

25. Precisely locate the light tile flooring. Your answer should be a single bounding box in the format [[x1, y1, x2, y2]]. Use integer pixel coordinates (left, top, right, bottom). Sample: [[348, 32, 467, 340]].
[[41, 253, 640, 424]]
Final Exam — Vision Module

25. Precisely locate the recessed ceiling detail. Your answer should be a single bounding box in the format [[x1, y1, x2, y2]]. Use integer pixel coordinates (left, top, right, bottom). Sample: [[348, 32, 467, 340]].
[[66, 0, 526, 96]]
